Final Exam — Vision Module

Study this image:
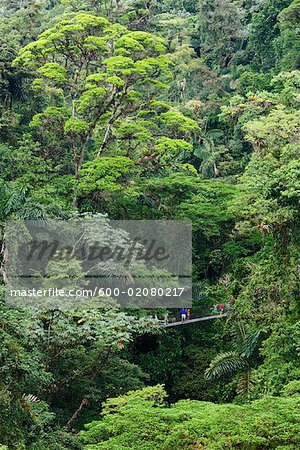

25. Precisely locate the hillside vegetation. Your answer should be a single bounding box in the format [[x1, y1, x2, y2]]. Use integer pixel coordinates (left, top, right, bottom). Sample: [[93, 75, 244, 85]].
[[0, 0, 299, 449]]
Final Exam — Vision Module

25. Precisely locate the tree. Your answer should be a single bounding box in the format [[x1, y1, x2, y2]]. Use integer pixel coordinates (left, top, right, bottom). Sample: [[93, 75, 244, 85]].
[[247, 0, 291, 69], [13, 14, 168, 195], [253, 319, 300, 396], [0, 294, 159, 446], [14, 13, 200, 205], [196, 0, 247, 69], [205, 321, 265, 396], [76, 156, 140, 215], [275, 0, 300, 70]]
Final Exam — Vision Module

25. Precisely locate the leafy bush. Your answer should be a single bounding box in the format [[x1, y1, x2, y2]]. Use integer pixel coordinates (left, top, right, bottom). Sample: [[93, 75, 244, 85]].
[[81, 385, 300, 449]]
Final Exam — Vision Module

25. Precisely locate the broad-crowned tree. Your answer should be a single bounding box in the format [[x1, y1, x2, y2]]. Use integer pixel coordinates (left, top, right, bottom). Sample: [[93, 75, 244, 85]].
[[14, 13, 199, 205], [14, 13, 170, 177]]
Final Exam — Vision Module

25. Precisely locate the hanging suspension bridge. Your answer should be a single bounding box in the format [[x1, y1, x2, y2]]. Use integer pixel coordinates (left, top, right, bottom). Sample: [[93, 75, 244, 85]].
[[161, 313, 228, 328]]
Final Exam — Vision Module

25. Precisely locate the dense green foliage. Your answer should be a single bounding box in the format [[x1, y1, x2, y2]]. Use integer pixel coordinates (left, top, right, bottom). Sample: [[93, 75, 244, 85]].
[[81, 385, 300, 449], [0, 0, 299, 448]]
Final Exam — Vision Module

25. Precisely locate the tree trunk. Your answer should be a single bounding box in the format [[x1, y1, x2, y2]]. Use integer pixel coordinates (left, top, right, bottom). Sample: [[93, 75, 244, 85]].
[[66, 398, 89, 428]]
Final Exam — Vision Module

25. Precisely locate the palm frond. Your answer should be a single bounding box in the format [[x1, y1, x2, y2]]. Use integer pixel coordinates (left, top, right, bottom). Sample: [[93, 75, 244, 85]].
[[241, 325, 267, 358], [232, 321, 247, 350], [241, 330, 261, 358], [20, 393, 40, 416], [21, 393, 40, 404], [205, 351, 248, 380]]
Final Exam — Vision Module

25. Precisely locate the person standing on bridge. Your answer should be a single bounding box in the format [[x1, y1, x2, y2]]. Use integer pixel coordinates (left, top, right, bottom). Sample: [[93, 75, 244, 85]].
[[180, 308, 187, 322], [187, 308, 191, 320], [219, 303, 224, 315], [164, 312, 169, 325]]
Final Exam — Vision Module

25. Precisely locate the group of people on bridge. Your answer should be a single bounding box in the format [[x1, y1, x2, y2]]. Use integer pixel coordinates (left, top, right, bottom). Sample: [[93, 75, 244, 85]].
[[160, 303, 227, 326], [179, 304, 225, 322], [179, 308, 191, 322], [161, 309, 191, 325], [213, 303, 224, 315]]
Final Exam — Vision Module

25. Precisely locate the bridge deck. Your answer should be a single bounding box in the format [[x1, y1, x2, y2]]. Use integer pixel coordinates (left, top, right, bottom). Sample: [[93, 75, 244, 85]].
[[162, 313, 228, 328]]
